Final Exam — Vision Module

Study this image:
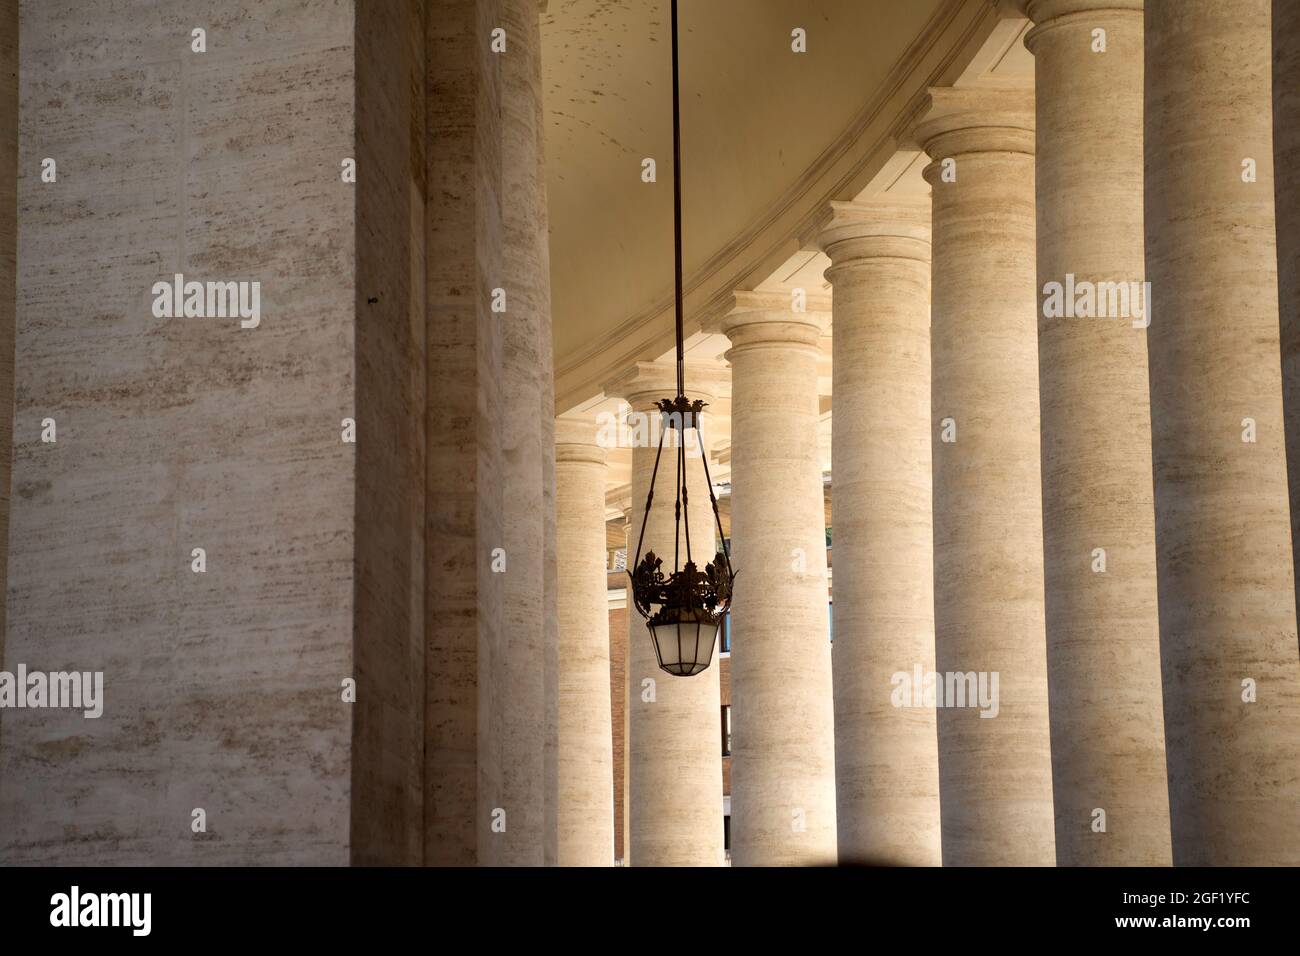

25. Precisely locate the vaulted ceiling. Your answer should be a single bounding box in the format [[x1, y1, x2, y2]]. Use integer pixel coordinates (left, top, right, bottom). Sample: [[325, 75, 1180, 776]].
[[540, 0, 1036, 534], [540, 0, 1017, 412]]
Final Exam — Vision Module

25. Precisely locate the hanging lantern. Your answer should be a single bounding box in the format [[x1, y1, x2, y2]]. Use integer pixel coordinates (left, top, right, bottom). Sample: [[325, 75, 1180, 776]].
[[627, 0, 736, 678]]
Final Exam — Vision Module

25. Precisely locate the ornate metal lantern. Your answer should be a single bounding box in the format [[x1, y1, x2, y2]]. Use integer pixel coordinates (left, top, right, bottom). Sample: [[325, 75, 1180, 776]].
[[627, 0, 736, 677]]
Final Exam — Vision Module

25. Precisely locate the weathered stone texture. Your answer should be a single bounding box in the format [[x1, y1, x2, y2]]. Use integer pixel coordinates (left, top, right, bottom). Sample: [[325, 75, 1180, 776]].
[[819, 200, 940, 866], [916, 87, 1057, 866], [1026, 0, 1171, 866], [554, 417, 612, 866], [352, 0, 427, 866], [1, 0, 357, 864], [1277, 0, 1300, 622], [714, 293, 838, 867], [1146, 0, 1300, 865], [424, 0, 506, 867], [607, 598, 628, 863], [0, 0, 16, 680]]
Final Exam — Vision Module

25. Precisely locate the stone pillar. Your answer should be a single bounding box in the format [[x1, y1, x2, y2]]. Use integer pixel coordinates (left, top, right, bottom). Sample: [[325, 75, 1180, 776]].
[[710, 292, 837, 867], [3, 0, 425, 865], [1146, 0, 1300, 864], [613, 507, 632, 864], [913, 88, 1056, 865], [425, 0, 507, 867], [534, 0, 560, 871], [554, 416, 614, 866], [494, 0, 551, 865], [815, 201, 940, 866], [0, 0, 12, 810], [0, 0, 14, 657], [604, 363, 724, 867], [1023, 0, 1171, 865], [1277, 0, 1300, 619], [424, 0, 558, 867]]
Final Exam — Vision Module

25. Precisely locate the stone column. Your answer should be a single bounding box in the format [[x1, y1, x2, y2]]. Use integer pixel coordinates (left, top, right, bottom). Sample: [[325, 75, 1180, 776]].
[[535, 0, 560, 871], [0, 0, 12, 807], [0, 0, 13, 656], [554, 416, 614, 866], [710, 292, 837, 867], [424, 0, 508, 868], [815, 201, 940, 866], [1146, 0, 1300, 864], [1023, 0, 1171, 865], [913, 88, 1056, 865], [4, 0, 425, 866], [494, 0, 551, 865], [604, 363, 724, 867], [1277, 0, 1300, 615], [613, 506, 632, 864]]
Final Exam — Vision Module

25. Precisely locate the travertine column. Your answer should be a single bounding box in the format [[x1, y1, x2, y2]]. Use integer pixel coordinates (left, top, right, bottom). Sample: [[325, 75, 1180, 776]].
[[495, 0, 551, 865], [815, 201, 940, 866], [711, 292, 837, 867], [0, 0, 14, 655], [914, 88, 1056, 865], [554, 416, 614, 866], [1146, 0, 1300, 864], [0, 0, 13, 806], [4, 0, 424, 865], [535, 0, 560, 870], [1024, 0, 1171, 865], [604, 363, 723, 867], [612, 508, 632, 864], [1277, 0, 1300, 611], [425, 0, 506, 866]]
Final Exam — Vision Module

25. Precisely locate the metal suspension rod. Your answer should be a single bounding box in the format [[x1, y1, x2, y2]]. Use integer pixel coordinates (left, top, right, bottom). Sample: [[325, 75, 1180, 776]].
[[681, 422, 693, 565], [671, 0, 685, 399], [698, 422, 733, 580], [673, 413, 682, 573], [631, 421, 669, 573]]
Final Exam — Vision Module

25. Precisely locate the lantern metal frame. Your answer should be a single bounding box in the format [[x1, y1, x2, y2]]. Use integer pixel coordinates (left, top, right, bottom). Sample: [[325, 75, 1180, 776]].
[[627, 0, 736, 677]]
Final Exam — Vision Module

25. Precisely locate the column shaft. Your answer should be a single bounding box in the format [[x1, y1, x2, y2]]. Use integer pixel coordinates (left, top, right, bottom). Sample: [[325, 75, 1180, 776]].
[[1146, 0, 1300, 864], [0, 0, 14, 663], [535, 0, 560, 870], [817, 202, 940, 865], [607, 364, 723, 866], [0, 0, 14, 824], [425, 0, 506, 865], [1025, 0, 1171, 865], [1277, 0, 1300, 621], [915, 89, 1056, 865], [494, 0, 551, 865], [715, 294, 837, 866], [555, 419, 614, 866], [612, 513, 632, 863], [3, 0, 409, 864]]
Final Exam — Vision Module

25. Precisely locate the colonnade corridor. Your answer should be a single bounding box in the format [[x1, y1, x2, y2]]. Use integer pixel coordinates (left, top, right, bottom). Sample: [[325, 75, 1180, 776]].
[[0, 2, 1296, 940]]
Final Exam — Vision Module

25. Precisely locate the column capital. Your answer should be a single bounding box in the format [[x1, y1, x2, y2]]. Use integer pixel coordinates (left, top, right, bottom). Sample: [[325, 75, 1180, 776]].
[[705, 290, 830, 355], [555, 413, 607, 466], [601, 361, 724, 412], [1024, 0, 1142, 49], [911, 87, 1035, 174], [608, 491, 633, 524], [813, 199, 931, 273]]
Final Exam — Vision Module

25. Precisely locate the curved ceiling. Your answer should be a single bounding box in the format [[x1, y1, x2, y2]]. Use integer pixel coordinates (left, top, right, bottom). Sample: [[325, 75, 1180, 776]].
[[541, 0, 958, 408]]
